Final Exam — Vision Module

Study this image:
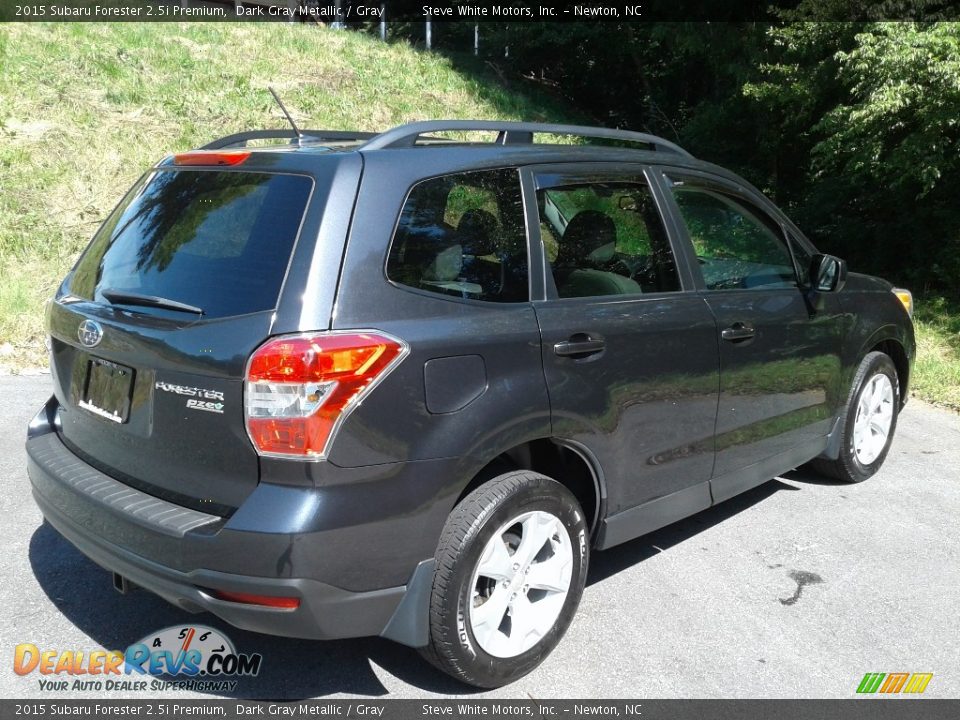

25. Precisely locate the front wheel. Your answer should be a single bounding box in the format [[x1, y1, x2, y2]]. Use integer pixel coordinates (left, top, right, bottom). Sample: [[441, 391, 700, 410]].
[[421, 471, 589, 688], [811, 351, 900, 483]]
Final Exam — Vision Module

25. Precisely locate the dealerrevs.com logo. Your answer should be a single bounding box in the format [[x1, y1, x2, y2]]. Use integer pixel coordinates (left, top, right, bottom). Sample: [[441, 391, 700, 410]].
[[14, 625, 262, 693]]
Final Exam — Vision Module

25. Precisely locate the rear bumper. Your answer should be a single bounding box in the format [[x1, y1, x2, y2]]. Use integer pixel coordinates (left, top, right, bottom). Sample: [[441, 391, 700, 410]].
[[26, 397, 441, 645], [32, 480, 405, 640]]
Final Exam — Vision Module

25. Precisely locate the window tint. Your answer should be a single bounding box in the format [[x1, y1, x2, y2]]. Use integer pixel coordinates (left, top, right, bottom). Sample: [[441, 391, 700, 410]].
[[671, 186, 797, 290], [71, 170, 312, 318], [537, 180, 680, 298], [387, 169, 528, 302]]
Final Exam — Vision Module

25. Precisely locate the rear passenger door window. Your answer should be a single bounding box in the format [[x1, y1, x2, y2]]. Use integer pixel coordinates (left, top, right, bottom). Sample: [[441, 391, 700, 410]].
[[386, 169, 528, 302], [536, 178, 681, 299], [669, 184, 797, 290]]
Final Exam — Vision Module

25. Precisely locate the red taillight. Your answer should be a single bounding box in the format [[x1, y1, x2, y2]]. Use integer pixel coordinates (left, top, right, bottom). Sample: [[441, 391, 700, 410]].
[[245, 331, 408, 459], [173, 151, 251, 167], [210, 589, 300, 610]]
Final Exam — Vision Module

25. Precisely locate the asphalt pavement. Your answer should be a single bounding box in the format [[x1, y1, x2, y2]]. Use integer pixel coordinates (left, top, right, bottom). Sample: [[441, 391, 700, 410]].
[[1, 375, 958, 699]]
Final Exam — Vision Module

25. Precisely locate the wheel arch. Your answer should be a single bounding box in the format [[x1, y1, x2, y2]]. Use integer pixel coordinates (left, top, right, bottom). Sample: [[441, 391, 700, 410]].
[[453, 437, 606, 541], [383, 435, 606, 650], [869, 337, 910, 408], [855, 325, 912, 408]]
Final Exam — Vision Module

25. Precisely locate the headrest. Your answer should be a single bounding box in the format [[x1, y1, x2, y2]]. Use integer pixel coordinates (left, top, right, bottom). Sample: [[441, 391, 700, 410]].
[[400, 225, 463, 282], [457, 209, 499, 257], [559, 211, 617, 265], [425, 244, 463, 281]]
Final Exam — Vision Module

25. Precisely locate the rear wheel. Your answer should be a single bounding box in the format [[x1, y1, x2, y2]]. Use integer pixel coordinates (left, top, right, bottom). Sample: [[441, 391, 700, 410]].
[[811, 351, 899, 483], [421, 471, 589, 688]]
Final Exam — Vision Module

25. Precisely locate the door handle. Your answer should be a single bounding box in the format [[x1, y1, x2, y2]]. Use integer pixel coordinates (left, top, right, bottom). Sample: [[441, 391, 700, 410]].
[[721, 322, 756, 343], [554, 335, 606, 358]]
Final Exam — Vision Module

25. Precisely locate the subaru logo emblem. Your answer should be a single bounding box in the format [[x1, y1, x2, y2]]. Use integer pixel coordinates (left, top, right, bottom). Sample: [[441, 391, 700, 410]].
[[78, 319, 103, 348]]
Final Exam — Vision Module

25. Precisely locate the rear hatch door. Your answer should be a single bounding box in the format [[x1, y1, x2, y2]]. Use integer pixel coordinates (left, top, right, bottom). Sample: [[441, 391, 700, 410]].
[[47, 163, 322, 514]]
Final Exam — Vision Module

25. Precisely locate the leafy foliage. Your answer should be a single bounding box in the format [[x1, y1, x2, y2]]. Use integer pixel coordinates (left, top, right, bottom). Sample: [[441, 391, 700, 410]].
[[814, 23, 959, 194], [747, 21, 960, 290]]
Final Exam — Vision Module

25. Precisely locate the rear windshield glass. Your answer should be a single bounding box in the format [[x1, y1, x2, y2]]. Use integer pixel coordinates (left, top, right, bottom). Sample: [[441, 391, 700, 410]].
[[70, 170, 313, 319]]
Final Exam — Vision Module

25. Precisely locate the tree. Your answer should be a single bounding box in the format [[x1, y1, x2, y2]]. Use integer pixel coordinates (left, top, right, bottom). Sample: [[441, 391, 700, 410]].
[[746, 21, 960, 289]]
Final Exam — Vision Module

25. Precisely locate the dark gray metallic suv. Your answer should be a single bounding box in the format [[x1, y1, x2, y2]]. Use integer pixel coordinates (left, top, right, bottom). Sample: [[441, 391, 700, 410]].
[[26, 121, 915, 687]]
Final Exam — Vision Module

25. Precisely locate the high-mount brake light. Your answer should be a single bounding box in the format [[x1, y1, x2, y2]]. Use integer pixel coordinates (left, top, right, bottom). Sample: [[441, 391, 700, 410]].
[[173, 151, 251, 167], [244, 331, 408, 460]]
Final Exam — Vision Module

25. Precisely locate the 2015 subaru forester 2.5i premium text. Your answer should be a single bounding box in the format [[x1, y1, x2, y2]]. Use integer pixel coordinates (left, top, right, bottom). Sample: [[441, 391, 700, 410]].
[[26, 121, 915, 688]]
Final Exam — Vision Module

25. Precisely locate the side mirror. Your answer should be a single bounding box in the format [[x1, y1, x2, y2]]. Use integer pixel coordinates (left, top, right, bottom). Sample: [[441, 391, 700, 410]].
[[809, 254, 847, 292]]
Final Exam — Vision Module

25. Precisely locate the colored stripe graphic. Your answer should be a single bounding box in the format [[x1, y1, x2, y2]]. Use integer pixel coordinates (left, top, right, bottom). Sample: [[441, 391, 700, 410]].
[[880, 673, 909, 693], [903, 673, 933, 694], [857, 673, 885, 693], [857, 672, 933, 694]]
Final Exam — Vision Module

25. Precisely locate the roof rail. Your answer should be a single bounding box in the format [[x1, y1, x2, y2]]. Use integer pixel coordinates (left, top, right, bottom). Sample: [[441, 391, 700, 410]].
[[360, 120, 692, 157], [202, 129, 376, 150]]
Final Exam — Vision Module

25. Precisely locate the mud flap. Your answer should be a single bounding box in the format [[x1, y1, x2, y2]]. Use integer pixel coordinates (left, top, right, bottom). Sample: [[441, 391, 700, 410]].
[[380, 558, 435, 648]]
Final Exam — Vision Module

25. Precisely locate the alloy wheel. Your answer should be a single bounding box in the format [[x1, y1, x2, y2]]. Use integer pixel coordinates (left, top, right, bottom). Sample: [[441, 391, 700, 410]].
[[853, 373, 894, 465], [468, 510, 573, 658]]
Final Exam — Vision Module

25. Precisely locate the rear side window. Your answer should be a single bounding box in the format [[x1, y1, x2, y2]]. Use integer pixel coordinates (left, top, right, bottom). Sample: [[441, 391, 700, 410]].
[[387, 169, 528, 302], [70, 170, 312, 318]]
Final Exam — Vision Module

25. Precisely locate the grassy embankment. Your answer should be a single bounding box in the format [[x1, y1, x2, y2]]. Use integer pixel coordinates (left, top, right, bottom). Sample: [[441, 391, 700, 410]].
[[0, 22, 558, 369], [912, 297, 960, 410], [1, 23, 958, 410]]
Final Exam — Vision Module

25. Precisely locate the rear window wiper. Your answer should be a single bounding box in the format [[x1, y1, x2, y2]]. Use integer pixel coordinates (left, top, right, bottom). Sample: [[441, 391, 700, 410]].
[[101, 289, 204, 316]]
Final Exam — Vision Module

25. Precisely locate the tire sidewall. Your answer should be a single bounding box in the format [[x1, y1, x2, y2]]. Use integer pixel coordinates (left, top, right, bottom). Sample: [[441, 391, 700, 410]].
[[447, 481, 588, 687], [842, 353, 899, 481]]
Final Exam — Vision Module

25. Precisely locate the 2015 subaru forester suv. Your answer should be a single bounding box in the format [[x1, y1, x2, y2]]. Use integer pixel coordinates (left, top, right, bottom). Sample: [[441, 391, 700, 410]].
[[26, 121, 915, 687]]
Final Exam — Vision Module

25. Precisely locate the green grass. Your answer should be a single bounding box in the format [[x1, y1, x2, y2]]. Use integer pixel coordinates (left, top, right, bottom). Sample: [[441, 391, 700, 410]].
[[912, 295, 960, 411], [0, 22, 561, 369]]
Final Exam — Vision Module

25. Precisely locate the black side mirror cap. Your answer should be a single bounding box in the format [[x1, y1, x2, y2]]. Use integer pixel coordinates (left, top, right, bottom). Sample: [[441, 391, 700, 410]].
[[809, 254, 847, 292]]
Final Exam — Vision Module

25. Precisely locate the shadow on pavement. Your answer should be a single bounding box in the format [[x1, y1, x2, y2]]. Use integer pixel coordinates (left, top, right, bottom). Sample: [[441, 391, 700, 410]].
[[588, 478, 800, 586], [780, 467, 848, 487], [28, 522, 478, 700]]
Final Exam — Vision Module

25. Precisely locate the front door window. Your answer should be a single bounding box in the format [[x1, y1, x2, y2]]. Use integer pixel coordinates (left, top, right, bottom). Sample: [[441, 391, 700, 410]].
[[670, 185, 797, 291]]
